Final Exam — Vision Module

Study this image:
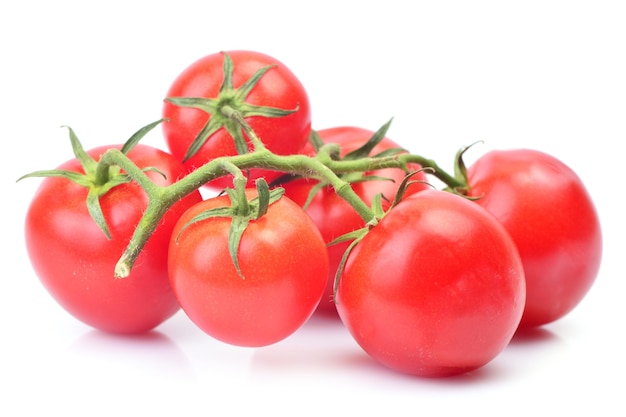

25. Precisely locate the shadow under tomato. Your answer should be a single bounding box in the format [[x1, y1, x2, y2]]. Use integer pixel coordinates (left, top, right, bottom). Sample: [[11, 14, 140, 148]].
[[250, 315, 352, 367], [63, 328, 197, 382], [249, 314, 508, 387], [509, 325, 561, 346], [485, 323, 567, 380]]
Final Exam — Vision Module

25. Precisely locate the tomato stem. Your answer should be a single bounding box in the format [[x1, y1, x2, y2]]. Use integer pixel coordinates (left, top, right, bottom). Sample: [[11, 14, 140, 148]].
[[329, 153, 464, 191], [100, 133, 463, 278], [220, 104, 268, 152]]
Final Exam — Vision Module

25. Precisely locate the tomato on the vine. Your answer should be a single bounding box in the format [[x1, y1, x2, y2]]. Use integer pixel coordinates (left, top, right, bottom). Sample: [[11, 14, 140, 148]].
[[162, 50, 311, 189], [168, 189, 329, 347], [465, 149, 602, 327], [282, 126, 430, 315], [335, 189, 525, 377], [24, 143, 202, 334]]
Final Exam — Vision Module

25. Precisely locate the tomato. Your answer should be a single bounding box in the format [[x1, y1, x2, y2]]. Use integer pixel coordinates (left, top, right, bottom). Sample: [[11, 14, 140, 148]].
[[168, 190, 329, 347], [24, 144, 203, 334], [466, 149, 602, 327], [281, 126, 430, 315], [162, 50, 311, 189], [335, 190, 525, 377]]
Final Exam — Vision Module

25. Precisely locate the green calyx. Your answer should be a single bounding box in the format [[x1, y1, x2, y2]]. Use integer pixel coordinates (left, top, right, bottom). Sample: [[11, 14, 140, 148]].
[[446, 140, 484, 198], [16, 119, 166, 239], [165, 51, 298, 161], [176, 178, 284, 279]]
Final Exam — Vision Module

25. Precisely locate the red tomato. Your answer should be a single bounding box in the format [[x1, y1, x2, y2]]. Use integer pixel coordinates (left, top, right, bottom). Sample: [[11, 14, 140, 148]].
[[466, 149, 602, 327], [335, 190, 525, 377], [168, 191, 329, 347], [282, 126, 430, 315], [162, 50, 311, 189], [24, 144, 203, 334]]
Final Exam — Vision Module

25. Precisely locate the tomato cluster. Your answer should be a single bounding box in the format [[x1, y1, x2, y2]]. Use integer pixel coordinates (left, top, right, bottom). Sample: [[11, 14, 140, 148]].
[[21, 50, 602, 378]]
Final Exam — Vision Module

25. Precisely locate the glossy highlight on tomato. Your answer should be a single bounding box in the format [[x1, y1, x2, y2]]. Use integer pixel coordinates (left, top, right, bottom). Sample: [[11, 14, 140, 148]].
[[24, 144, 203, 334], [335, 190, 526, 377], [466, 149, 602, 327]]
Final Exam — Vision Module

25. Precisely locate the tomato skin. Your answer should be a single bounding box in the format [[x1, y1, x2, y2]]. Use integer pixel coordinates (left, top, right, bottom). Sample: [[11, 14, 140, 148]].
[[162, 50, 311, 189], [168, 191, 329, 347], [24, 144, 203, 334], [466, 149, 602, 327], [335, 190, 525, 377], [282, 126, 430, 315]]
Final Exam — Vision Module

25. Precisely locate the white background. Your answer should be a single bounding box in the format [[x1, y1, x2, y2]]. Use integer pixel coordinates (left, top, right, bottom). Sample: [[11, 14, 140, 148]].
[[2, 1, 625, 415]]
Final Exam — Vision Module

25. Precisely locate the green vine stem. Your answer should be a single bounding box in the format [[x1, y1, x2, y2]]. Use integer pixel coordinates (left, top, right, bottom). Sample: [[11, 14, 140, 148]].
[[98, 111, 465, 278]]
